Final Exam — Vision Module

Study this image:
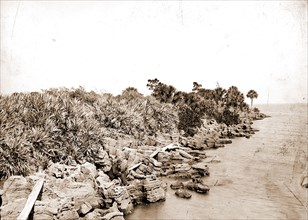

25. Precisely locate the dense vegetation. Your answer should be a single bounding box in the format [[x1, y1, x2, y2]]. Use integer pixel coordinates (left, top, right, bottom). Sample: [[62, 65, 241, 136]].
[[147, 79, 249, 135], [0, 87, 178, 178], [0, 81, 256, 179]]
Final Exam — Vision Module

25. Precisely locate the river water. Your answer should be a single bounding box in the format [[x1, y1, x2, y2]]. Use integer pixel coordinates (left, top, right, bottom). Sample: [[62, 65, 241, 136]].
[[127, 104, 308, 220]]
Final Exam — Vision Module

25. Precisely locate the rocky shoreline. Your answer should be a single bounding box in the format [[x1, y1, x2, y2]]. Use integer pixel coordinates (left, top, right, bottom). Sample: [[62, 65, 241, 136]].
[[0, 111, 268, 220]]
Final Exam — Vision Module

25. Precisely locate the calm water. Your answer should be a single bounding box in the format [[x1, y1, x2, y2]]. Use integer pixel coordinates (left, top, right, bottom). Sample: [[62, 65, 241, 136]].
[[127, 104, 308, 220]]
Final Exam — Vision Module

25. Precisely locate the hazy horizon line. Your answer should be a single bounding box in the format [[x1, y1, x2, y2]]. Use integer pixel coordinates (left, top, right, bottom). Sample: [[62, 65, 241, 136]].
[[1, 86, 306, 106]]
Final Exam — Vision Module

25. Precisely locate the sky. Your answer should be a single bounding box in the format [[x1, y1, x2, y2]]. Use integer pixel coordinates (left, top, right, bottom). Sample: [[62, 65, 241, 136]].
[[1, 1, 307, 104]]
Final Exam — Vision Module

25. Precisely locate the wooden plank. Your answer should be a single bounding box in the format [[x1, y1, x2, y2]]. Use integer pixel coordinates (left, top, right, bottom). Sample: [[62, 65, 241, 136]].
[[17, 179, 44, 220], [150, 149, 160, 158], [161, 143, 179, 152], [151, 143, 179, 158], [128, 162, 142, 171]]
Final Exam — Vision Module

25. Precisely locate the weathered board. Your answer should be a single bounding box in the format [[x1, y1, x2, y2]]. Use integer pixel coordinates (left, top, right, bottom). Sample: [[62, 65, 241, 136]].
[[17, 179, 44, 220]]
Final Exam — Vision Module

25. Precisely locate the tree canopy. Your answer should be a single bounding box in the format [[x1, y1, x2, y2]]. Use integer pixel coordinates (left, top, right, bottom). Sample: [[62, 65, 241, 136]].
[[246, 90, 258, 108], [147, 79, 251, 135]]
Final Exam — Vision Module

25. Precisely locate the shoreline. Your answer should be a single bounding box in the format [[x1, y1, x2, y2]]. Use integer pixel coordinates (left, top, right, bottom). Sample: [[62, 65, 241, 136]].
[[0, 86, 274, 219], [0, 110, 268, 219], [128, 109, 308, 219]]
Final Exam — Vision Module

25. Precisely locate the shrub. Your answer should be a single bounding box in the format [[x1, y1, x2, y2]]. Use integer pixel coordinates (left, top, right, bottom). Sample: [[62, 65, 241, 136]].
[[0, 87, 180, 178]]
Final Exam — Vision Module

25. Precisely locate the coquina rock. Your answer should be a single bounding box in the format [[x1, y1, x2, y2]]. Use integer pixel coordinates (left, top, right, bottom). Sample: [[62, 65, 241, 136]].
[[125, 180, 144, 205], [34, 199, 61, 220], [143, 176, 167, 203], [175, 189, 192, 199], [182, 179, 210, 194], [36, 163, 105, 219], [0, 176, 36, 219]]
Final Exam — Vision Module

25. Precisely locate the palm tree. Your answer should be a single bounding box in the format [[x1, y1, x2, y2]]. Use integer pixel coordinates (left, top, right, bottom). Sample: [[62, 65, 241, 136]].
[[246, 90, 258, 108], [192, 82, 202, 91]]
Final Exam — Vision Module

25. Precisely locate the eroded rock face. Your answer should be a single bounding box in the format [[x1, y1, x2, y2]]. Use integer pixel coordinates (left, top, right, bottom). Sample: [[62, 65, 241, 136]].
[[2, 176, 33, 204], [0, 140, 212, 220], [1, 176, 35, 219], [125, 180, 144, 205], [1, 198, 27, 219], [34, 199, 61, 220], [143, 176, 167, 203], [35, 162, 132, 219], [34, 164, 101, 219]]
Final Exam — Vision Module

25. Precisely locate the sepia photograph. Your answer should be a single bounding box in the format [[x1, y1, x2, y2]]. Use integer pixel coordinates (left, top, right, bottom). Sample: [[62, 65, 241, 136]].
[[0, 1, 307, 219]]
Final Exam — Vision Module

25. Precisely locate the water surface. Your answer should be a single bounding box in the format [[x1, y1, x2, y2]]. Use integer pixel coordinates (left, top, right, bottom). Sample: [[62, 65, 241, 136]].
[[127, 104, 308, 220]]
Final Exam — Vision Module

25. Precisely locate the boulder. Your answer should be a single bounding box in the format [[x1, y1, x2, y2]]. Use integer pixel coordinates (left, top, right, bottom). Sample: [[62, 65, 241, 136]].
[[217, 139, 232, 144], [82, 209, 102, 219], [149, 158, 162, 167], [102, 212, 124, 220], [119, 198, 134, 215], [175, 189, 192, 199], [129, 170, 146, 179], [109, 186, 126, 199], [42, 178, 95, 199], [75, 196, 102, 210], [0, 198, 27, 219], [215, 144, 225, 148], [102, 202, 125, 220], [96, 175, 112, 189], [205, 137, 216, 148], [182, 179, 210, 194], [125, 182, 144, 205], [143, 178, 162, 191], [187, 138, 205, 150], [170, 181, 183, 190], [144, 177, 167, 203], [47, 163, 66, 178], [184, 149, 206, 158], [78, 202, 93, 216], [95, 149, 112, 172], [2, 176, 33, 204], [55, 198, 79, 220], [157, 152, 170, 163], [58, 210, 79, 220], [174, 163, 191, 173], [80, 162, 97, 180], [192, 163, 210, 176], [174, 172, 192, 179], [178, 149, 193, 159], [1, 176, 36, 219], [194, 182, 210, 193], [146, 187, 166, 203], [33, 213, 54, 220], [34, 199, 60, 219], [136, 164, 151, 175]]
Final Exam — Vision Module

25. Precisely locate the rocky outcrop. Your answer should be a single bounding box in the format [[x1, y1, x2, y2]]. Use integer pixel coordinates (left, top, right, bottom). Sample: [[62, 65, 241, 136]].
[[0, 158, 169, 219], [143, 176, 167, 203], [0, 176, 37, 219], [0, 112, 262, 219]]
